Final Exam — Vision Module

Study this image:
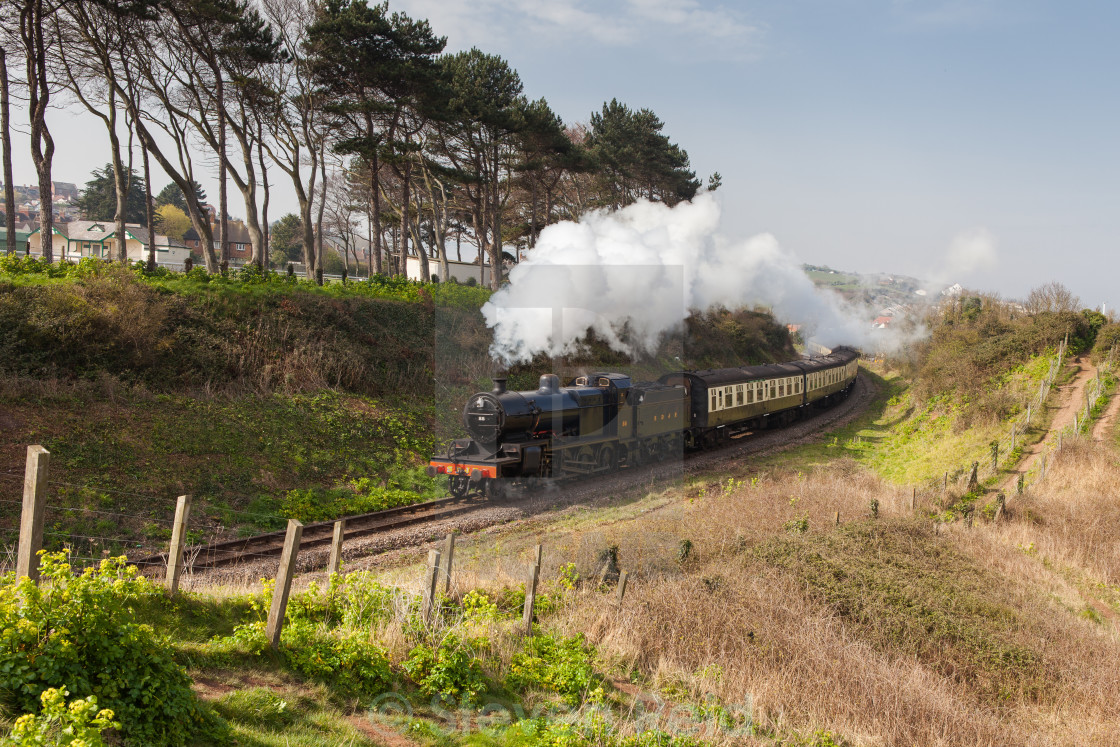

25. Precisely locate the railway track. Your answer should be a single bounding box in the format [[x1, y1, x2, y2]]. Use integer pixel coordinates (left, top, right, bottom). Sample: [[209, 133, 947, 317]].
[[132, 493, 483, 570], [135, 373, 875, 574]]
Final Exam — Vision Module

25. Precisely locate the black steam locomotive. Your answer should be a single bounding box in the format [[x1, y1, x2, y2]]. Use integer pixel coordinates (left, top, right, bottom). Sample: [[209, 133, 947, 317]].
[[428, 347, 859, 497]]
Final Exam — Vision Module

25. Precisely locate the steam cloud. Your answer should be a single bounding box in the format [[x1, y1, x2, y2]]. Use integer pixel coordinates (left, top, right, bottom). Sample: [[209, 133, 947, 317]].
[[482, 193, 900, 364]]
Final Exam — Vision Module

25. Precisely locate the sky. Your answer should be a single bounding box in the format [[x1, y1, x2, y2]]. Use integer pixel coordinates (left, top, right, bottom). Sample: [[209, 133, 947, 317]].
[[7, 0, 1120, 308]]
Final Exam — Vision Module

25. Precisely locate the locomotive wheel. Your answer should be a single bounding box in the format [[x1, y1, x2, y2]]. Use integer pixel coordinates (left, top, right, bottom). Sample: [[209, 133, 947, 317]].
[[629, 444, 645, 467], [575, 447, 596, 473], [449, 475, 470, 498], [598, 445, 617, 471]]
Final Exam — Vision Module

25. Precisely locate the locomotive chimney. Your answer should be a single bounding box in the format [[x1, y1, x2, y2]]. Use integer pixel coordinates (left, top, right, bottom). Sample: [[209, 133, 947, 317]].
[[491, 376, 508, 394]]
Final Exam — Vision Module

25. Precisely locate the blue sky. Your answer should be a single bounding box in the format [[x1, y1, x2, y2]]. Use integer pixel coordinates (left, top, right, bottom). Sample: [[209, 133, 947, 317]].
[[9, 0, 1119, 307], [394, 0, 1120, 306]]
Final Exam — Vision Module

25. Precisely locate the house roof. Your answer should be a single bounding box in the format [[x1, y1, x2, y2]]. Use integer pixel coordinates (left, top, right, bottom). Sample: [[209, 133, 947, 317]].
[[28, 220, 186, 248]]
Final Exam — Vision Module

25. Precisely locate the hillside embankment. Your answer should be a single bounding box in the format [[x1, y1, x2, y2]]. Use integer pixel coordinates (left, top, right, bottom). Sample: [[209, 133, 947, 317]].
[[0, 259, 796, 558], [4, 265, 1120, 747]]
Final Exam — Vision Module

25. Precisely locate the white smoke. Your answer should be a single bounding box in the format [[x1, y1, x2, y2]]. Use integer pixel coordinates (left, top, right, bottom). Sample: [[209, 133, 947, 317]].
[[482, 193, 896, 364], [944, 227, 998, 277]]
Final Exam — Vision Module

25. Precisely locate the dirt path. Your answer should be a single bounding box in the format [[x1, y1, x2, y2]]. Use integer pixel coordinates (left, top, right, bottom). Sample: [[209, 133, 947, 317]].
[[1092, 384, 1120, 443], [1002, 355, 1095, 490]]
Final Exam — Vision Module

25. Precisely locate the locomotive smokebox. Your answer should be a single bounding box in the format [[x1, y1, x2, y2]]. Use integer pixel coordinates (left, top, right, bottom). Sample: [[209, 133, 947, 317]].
[[492, 377, 508, 394]]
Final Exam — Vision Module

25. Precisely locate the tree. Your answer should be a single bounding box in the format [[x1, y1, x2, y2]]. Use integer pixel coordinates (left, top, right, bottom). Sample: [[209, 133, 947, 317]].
[[260, 0, 325, 279], [156, 0, 282, 269], [508, 97, 586, 253], [154, 204, 190, 240], [305, 0, 445, 278], [269, 212, 302, 266], [155, 181, 206, 211], [13, 0, 58, 259], [1025, 282, 1081, 314], [53, 0, 160, 262], [76, 164, 147, 222], [586, 99, 699, 208], [439, 48, 527, 290], [1, 46, 14, 254]]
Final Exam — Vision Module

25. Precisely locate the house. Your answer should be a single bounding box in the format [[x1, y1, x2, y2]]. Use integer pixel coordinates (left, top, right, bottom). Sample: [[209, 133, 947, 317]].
[[405, 255, 494, 285], [872, 316, 893, 329], [26, 221, 190, 266], [183, 220, 253, 264], [0, 228, 30, 254]]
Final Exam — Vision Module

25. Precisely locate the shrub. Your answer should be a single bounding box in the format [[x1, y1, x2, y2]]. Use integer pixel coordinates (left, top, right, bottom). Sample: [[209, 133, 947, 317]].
[[403, 632, 488, 704], [280, 620, 394, 698], [0, 687, 119, 747], [0, 552, 227, 746], [506, 633, 599, 707]]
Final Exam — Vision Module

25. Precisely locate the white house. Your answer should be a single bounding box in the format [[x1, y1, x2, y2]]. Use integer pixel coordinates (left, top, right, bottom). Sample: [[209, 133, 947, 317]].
[[405, 256, 493, 286], [27, 221, 190, 266]]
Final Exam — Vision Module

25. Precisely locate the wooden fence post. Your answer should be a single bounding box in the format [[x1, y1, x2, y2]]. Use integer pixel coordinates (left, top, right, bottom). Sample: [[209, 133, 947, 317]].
[[910, 487, 916, 512], [834, 511, 840, 525], [165, 494, 192, 594], [266, 519, 303, 650], [616, 570, 629, 608], [422, 549, 441, 623], [522, 562, 539, 635], [440, 533, 455, 595], [16, 446, 49, 583], [327, 520, 345, 577]]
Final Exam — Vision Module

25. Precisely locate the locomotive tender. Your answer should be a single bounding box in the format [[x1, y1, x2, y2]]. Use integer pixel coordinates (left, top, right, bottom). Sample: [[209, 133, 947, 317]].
[[428, 347, 859, 497]]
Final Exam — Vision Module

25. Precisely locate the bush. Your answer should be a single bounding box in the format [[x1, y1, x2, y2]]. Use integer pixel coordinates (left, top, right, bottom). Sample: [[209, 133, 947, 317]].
[[280, 620, 394, 698], [403, 632, 488, 704], [506, 634, 599, 706], [0, 552, 227, 746], [0, 687, 119, 747]]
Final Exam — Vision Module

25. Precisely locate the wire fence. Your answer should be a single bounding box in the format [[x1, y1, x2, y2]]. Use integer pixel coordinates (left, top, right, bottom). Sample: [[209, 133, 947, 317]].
[[0, 464, 304, 575]]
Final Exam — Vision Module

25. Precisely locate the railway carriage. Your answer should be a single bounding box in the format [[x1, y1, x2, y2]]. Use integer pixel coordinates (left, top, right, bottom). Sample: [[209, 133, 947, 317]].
[[429, 347, 859, 497]]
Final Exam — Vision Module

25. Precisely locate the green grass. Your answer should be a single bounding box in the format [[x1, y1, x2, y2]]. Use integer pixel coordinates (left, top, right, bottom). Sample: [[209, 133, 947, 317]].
[[213, 687, 376, 747], [750, 354, 1063, 489], [0, 389, 440, 552]]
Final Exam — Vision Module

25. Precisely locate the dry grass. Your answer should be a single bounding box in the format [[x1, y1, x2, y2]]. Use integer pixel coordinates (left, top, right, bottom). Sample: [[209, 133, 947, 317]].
[[516, 462, 1120, 745], [181, 447, 1120, 745]]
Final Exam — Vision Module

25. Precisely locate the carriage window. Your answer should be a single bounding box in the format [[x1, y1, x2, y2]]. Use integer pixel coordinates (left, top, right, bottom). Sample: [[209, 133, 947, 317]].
[[718, 390, 724, 408], [710, 392, 717, 411], [778, 382, 785, 396], [736, 385, 744, 405]]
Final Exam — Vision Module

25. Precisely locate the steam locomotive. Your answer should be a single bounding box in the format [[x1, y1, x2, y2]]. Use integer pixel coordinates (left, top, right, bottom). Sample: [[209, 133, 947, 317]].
[[428, 347, 859, 497]]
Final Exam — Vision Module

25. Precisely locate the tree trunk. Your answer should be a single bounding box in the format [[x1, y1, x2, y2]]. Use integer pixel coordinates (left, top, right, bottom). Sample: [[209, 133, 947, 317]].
[[108, 85, 129, 263], [257, 136, 269, 271], [401, 161, 414, 280], [0, 48, 15, 255], [132, 118, 216, 271], [315, 142, 326, 284], [24, 0, 54, 262], [365, 203, 373, 277], [217, 74, 228, 271], [143, 144, 155, 271], [489, 148, 502, 290], [369, 159, 381, 275]]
